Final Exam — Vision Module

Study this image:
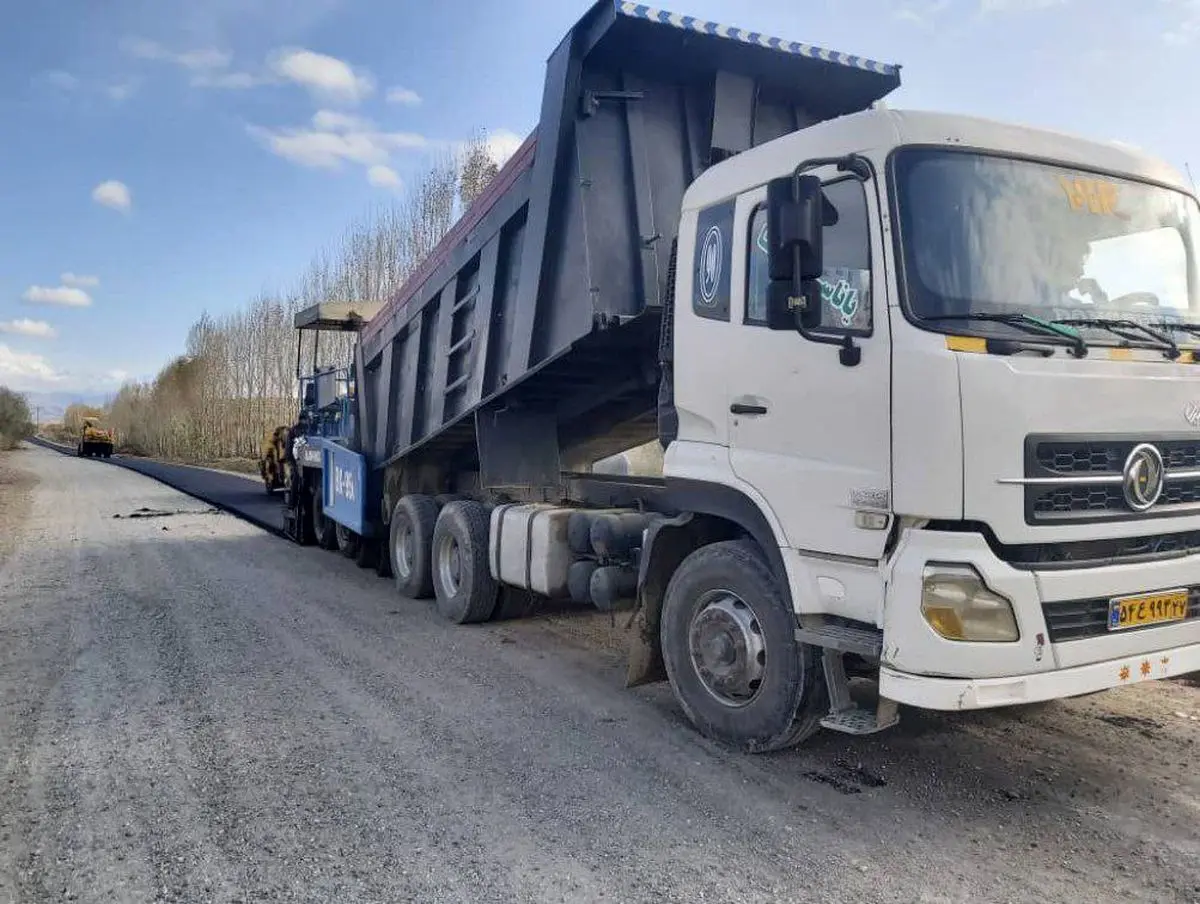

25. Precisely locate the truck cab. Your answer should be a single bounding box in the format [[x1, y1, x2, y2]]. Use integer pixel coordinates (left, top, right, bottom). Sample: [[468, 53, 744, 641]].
[[663, 106, 1200, 729]]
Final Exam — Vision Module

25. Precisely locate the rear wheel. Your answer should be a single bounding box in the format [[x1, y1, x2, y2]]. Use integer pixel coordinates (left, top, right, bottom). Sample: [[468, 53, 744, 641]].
[[660, 539, 826, 753], [311, 487, 338, 551], [431, 500, 497, 625], [390, 495, 438, 598]]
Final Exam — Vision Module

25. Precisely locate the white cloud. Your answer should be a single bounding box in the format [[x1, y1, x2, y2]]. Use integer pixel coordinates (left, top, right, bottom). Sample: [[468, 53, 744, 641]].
[[248, 120, 426, 169], [92, 180, 132, 212], [893, 0, 951, 26], [60, 273, 100, 288], [123, 36, 269, 89], [270, 48, 373, 105], [43, 70, 79, 91], [190, 70, 270, 89], [979, 0, 1066, 9], [0, 319, 57, 339], [486, 129, 525, 167], [106, 80, 139, 102], [22, 285, 93, 308], [122, 37, 231, 71], [1164, 0, 1200, 43], [105, 369, 130, 384], [0, 344, 63, 387], [367, 164, 402, 189], [311, 109, 371, 132], [385, 86, 421, 106]]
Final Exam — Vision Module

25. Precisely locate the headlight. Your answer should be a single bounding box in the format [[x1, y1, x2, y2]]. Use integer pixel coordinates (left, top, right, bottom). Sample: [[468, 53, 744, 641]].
[[921, 564, 1019, 642]]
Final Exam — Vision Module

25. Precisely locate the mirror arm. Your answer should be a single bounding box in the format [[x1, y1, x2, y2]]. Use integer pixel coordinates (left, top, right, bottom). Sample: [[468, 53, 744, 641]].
[[791, 155, 870, 367], [793, 296, 863, 368], [794, 154, 872, 182]]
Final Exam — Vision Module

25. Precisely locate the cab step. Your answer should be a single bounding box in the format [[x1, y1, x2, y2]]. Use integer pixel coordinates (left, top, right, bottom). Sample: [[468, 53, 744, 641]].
[[820, 700, 899, 736], [794, 622, 884, 659], [795, 626, 900, 736]]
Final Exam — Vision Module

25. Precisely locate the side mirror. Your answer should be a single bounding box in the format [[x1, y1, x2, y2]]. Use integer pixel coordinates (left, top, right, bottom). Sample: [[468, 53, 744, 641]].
[[765, 173, 829, 331]]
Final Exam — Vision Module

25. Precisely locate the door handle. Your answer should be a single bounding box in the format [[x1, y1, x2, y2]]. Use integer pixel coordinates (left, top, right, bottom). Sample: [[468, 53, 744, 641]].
[[730, 402, 768, 416]]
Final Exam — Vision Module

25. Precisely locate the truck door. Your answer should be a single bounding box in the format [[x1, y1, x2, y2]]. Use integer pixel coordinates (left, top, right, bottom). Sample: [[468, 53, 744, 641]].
[[727, 167, 892, 561]]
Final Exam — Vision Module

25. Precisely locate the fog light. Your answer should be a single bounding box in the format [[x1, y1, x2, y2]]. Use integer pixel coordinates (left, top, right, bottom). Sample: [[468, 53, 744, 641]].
[[921, 565, 1019, 642]]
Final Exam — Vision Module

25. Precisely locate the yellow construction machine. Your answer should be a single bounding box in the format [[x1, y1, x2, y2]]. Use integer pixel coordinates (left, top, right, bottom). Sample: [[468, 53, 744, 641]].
[[77, 417, 115, 458]]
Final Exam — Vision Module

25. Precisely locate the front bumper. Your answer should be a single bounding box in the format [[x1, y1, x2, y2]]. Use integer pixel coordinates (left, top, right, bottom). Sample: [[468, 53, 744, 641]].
[[881, 526, 1200, 686], [879, 640, 1200, 710]]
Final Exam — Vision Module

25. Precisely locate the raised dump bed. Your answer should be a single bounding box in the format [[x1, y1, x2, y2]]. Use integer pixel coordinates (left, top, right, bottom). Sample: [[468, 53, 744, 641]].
[[352, 0, 900, 489]]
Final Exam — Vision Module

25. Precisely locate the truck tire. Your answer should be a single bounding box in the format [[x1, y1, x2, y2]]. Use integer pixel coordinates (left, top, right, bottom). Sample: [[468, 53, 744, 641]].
[[335, 523, 361, 559], [311, 487, 339, 551], [430, 500, 498, 625], [660, 539, 826, 753], [390, 495, 438, 598]]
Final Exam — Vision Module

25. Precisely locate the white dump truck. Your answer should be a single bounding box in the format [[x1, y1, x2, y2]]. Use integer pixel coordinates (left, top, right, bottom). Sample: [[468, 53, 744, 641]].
[[285, 1, 1200, 752]]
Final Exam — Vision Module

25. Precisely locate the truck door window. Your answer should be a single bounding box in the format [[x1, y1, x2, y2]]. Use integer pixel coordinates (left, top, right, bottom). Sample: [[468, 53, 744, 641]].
[[746, 177, 873, 335]]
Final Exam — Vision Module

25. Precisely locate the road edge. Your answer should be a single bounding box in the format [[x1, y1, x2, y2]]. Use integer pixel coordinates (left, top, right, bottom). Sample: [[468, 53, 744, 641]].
[[27, 436, 288, 540]]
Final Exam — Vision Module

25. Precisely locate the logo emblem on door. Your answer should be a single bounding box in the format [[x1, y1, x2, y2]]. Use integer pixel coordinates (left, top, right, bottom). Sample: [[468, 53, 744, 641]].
[[1185, 401, 1200, 427], [1122, 443, 1165, 513], [698, 225, 723, 306]]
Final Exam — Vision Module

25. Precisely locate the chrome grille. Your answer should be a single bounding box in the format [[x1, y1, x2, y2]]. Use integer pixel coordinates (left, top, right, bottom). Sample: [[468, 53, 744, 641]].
[[1021, 434, 1200, 525], [1036, 440, 1200, 475]]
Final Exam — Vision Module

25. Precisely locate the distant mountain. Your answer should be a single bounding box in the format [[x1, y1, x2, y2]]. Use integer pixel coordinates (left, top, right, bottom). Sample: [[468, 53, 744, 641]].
[[21, 390, 112, 425]]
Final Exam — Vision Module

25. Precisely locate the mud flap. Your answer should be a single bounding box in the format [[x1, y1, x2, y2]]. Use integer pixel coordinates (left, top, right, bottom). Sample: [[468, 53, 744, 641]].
[[624, 598, 667, 688], [624, 513, 695, 688]]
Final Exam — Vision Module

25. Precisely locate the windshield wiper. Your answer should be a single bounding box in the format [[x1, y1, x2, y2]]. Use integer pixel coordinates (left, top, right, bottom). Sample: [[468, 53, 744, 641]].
[[925, 312, 1088, 358], [1052, 317, 1180, 361], [1153, 320, 1200, 342]]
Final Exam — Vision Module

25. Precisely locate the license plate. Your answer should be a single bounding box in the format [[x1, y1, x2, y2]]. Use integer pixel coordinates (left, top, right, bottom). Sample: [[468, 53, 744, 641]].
[[1107, 589, 1190, 631]]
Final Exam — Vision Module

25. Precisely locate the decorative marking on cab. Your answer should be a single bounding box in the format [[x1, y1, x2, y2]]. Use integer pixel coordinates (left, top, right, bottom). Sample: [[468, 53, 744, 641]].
[[615, 2, 901, 76], [1121, 443, 1165, 512], [698, 225, 723, 306], [1185, 400, 1200, 427]]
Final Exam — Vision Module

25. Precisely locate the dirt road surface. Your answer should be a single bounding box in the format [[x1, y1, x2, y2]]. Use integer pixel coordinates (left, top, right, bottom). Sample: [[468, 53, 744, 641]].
[[2, 444, 1198, 904]]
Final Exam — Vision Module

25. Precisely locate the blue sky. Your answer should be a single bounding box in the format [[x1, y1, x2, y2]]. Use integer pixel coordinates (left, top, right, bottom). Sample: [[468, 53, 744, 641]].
[[1, 0, 1197, 395]]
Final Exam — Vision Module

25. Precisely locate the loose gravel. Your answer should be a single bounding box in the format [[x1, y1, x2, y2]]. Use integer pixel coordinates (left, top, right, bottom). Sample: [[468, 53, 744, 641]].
[[1, 445, 1198, 904]]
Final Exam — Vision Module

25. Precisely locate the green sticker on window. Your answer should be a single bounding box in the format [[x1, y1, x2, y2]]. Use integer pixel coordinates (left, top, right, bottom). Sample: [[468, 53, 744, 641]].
[[819, 277, 860, 327]]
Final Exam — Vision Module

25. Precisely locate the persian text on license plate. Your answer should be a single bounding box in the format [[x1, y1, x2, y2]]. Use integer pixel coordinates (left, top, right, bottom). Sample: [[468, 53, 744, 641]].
[[1107, 589, 1190, 631]]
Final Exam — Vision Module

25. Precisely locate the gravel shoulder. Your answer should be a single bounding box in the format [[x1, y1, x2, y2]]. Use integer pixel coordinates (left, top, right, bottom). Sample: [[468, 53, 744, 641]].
[[0, 446, 36, 564], [1, 444, 1198, 904]]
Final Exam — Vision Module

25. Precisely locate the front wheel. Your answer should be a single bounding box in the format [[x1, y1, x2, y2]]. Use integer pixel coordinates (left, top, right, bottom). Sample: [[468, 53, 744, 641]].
[[660, 539, 826, 753]]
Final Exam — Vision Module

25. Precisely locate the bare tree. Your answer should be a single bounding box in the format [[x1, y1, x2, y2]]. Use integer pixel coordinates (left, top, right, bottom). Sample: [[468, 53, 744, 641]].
[[459, 129, 500, 210], [105, 129, 505, 463]]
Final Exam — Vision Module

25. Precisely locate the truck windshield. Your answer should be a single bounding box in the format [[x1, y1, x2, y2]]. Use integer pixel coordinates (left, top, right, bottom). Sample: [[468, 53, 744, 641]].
[[892, 148, 1200, 342]]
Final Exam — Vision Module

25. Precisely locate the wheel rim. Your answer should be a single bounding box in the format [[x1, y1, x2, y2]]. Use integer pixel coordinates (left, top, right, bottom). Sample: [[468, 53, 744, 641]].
[[393, 521, 414, 580], [435, 533, 463, 597], [687, 589, 767, 708]]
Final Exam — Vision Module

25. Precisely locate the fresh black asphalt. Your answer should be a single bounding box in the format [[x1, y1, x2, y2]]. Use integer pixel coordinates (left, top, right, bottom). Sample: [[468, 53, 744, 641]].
[[28, 437, 285, 536]]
